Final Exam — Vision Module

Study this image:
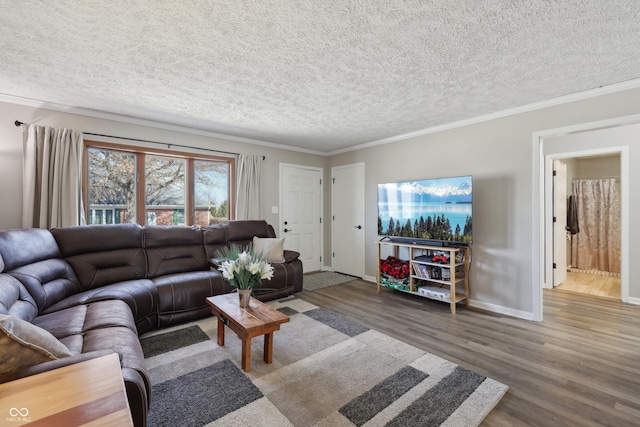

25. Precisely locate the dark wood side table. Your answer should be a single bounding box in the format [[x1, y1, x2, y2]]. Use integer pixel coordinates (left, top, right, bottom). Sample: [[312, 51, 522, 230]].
[[206, 293, 290, 372]]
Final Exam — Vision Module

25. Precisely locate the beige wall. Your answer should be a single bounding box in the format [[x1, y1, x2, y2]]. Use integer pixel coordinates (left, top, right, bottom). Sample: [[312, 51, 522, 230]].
[[329, 87, 640, 318], [0, 101, 327, 231]]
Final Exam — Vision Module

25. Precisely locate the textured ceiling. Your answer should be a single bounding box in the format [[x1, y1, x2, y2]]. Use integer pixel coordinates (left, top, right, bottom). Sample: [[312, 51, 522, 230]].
[[1, 1, 639, 154]]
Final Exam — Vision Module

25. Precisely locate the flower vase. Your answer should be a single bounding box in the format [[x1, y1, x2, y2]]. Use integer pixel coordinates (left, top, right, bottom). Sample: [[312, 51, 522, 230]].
[[238, 289, 251, 308]]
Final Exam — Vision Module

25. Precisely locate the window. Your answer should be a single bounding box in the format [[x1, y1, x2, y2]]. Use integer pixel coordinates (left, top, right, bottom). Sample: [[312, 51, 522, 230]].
[[145, 155, 186, 225], [87, 147, 136, 224], [85, 141, 233, 226]]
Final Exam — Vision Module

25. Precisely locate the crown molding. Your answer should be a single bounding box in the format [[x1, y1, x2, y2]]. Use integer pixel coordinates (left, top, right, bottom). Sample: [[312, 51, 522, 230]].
[[4, 77, 640, 158], [0, 93, 327, 156], [328, 78, 640, 156]]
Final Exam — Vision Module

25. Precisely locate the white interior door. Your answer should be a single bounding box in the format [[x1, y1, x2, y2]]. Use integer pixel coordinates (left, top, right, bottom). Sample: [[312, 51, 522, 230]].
[[280, 164, 322, 273], [331, 163, 364, 277], [553, 160, 567, 286]]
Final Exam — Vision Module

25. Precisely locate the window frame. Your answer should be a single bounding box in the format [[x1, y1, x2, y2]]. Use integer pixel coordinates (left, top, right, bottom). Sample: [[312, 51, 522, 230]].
[[83, 140, 235, 226]]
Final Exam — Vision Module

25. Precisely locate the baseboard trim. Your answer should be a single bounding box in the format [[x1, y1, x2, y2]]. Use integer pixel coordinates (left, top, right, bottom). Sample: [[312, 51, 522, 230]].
[[626, 296, 640, 305], [468, 299, 534, 321]]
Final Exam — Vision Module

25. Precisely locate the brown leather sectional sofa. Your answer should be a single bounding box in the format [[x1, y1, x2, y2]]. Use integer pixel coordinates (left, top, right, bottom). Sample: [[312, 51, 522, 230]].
[[0, 220, 302, 427]]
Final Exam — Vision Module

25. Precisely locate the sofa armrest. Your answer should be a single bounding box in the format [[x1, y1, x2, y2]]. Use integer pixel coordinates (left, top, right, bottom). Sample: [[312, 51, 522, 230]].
[[0, 350, 118, 384], [283, 250, 300, 263]]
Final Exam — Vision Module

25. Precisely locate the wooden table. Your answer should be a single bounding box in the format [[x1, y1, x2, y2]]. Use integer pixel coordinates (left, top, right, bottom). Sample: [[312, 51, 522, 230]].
[[206, 293, 290, 372], [0, 353, 133, 426]]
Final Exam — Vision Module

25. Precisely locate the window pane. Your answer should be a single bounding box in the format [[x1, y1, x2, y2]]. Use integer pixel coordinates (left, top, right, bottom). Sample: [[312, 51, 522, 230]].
[[145, 155, 186, 225], [87, 148, 136, 224], [194, 159, 230, 226]]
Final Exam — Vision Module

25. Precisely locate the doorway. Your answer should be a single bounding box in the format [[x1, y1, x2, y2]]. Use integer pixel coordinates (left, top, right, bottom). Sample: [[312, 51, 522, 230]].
[[551, 155, 622, 300], [280, 164, 323, 273], [533, 117, 637, 322], [331, 163, 365, 278]]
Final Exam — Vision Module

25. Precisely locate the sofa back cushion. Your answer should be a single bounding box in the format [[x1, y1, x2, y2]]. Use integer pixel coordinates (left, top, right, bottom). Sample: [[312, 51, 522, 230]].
[[0, 228, 60, 271], [0, 228, 81, 312], [0, 274, 39, 322], [51, 224, 146, 290], [203, 223, 228, 259], [225, 220, 275, 248], [144, 226, 208, 277]]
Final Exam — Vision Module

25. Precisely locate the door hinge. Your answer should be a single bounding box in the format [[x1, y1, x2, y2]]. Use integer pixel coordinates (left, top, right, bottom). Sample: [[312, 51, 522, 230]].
[[553, 263, 557, 269], [320, 178, 322, 185], [553, 216, 556, 222], [320, 217, 322, 223], [332, 252, 335, 258], [553, 170, 557, 176], [332, 177, 335, 184]]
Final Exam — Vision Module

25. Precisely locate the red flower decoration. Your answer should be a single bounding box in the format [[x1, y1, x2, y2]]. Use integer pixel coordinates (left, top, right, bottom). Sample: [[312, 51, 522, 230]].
[[379, 256, 409, 279]]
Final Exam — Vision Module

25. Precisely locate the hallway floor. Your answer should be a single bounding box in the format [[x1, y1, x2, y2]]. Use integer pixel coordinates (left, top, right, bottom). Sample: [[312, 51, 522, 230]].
[[555, 270, 620, 299]]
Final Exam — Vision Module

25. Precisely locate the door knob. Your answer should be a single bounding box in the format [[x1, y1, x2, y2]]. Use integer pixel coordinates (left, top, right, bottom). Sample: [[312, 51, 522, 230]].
[[354, 225, 362, 229], [284, 228, 292, 233]]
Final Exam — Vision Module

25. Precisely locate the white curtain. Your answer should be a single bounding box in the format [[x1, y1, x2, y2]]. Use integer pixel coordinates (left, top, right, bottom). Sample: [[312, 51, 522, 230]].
[[22, 124, 85, 228], [235, 154, 263, 220]]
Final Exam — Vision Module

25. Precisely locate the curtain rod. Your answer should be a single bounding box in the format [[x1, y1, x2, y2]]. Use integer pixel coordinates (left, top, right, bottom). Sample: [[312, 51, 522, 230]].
[[14, 120, 265, 159]]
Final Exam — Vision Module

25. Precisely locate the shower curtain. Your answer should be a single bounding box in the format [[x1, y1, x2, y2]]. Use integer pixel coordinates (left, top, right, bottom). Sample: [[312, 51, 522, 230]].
[[571, 178, 620, 274]]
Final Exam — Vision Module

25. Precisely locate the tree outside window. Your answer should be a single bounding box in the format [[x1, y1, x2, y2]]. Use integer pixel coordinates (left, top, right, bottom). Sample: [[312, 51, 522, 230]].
[[87, 147, 136, 224], [86, 143, 232, 226]]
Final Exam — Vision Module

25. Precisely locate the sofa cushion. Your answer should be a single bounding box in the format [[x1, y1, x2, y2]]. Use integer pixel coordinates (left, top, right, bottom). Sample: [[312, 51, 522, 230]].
[[153, 270, 233, 327], [34, 300, 139, 353], [253, 236, 285, 263], [40, 279, 158, 335], [0, 274, 38, 321], [144, 226, 208, 277], [203, 223, 229, 259], [226, 220, 272, 244], [52, 223, 143, 256], [0, 314, 73, 376], [51, 224, 147, 290], [0, 228, 60, 271], [9, 259, 81, 313]]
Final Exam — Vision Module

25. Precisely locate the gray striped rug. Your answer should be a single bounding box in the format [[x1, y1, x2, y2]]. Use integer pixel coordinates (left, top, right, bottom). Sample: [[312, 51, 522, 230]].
[[141, 298, 507, 426]]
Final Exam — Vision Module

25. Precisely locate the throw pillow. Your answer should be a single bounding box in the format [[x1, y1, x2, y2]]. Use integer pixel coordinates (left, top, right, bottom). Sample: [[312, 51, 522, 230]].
[[0, 314, 73, 377], [253, 236, 285, 263]]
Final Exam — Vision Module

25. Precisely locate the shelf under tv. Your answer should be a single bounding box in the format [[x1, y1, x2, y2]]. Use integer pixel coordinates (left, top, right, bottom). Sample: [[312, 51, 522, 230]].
[[377, 240, 471, 314]]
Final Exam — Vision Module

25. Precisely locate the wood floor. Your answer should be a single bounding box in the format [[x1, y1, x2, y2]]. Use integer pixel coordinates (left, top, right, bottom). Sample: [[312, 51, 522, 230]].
[[556, 270, 621, 299], [297, 280, 640, 427]]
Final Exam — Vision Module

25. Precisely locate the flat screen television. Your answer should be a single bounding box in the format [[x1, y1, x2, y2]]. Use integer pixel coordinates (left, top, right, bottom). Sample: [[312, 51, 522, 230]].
[[377, 175, 472, 246]]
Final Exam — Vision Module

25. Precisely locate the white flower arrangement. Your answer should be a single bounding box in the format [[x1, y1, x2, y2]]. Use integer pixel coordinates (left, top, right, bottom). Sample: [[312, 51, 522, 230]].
[[216, 244, 274, 290]]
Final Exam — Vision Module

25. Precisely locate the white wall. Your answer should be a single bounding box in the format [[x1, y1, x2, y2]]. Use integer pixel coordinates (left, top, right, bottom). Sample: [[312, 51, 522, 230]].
[[329, 87, 640, 319], [0, 101, 327, 231]]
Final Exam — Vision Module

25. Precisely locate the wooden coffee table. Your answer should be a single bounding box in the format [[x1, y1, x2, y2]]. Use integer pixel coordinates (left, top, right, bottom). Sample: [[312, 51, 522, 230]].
[[206, 293, 290, 372]]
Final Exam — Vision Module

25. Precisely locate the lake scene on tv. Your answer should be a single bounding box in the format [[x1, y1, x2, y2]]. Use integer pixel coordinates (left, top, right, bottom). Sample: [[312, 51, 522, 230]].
[[377, 175, 472, 244]]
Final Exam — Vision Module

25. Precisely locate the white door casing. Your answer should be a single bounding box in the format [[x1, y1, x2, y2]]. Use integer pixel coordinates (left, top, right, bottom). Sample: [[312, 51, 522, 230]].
[[331, 163, 365, 277], [553, 160, 567, 286], [280, 164, 322, 273]]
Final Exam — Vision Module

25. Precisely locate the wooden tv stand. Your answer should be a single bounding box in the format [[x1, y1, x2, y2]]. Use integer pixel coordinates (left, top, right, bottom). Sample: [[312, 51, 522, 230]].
[[377, 240, 471, 314]]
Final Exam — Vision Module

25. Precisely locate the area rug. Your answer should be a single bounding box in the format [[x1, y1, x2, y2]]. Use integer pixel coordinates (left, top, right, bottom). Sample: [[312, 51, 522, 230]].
[[141, 298, 508, 427], [303, 271, 356, 291]]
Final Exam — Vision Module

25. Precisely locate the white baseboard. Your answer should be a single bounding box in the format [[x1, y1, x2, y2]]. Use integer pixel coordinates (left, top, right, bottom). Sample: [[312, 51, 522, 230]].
[[626, 296, 640, 305], [468, 299, 535, 321]]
